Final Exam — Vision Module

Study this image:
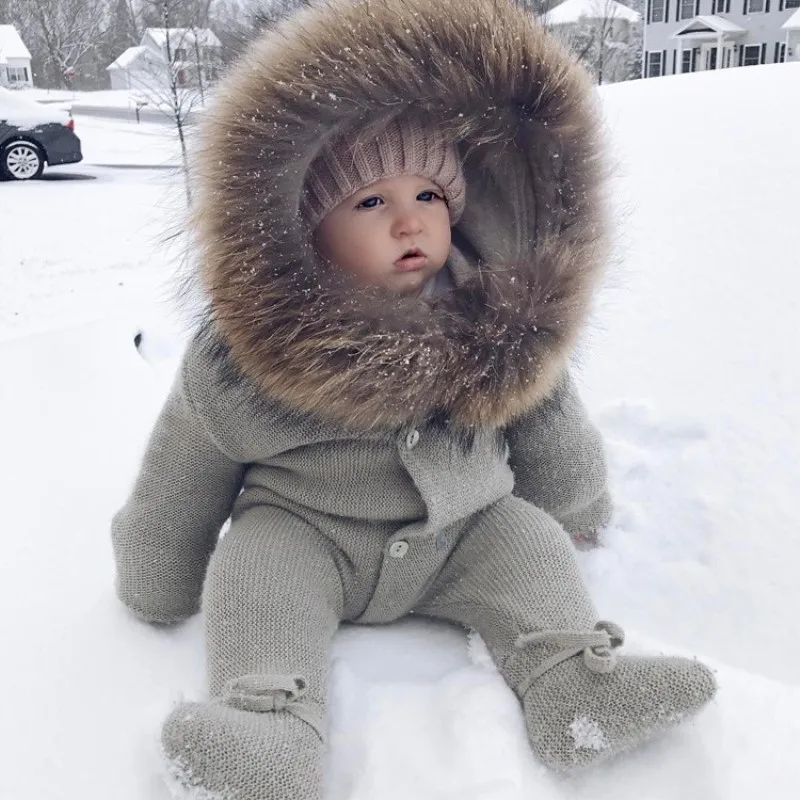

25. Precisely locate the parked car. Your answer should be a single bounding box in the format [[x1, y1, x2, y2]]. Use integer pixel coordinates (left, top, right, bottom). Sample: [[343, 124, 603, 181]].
[[0, 87, 82, 180]]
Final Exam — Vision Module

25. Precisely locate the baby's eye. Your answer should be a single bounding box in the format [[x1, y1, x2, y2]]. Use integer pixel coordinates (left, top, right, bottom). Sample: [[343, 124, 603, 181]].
[[356, 196, 383, 209], [417, 190, 443, 202]]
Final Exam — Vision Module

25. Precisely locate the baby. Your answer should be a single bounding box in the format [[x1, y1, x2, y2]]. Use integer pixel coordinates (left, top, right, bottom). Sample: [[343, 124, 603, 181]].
[[308, 118, 462, 300], [111, 2, 716, 798]]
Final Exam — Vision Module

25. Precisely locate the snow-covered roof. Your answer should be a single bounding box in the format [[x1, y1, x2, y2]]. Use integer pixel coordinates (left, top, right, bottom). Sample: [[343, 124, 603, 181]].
[[143, 28, 221, 49], [107, 46, 150, 71], [782, 9, 800, 30], [544, 0, 641, 25], [672, 15, 746, 37], [0, 24, 32, 64]]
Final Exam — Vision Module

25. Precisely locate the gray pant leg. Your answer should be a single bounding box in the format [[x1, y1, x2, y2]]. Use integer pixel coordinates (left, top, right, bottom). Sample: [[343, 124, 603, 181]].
[[416, 494, 598, 691], [203, 505, 344, 708]]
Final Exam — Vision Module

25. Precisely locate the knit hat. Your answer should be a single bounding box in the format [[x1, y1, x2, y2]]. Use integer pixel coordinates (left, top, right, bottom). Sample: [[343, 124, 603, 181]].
[[302, 114, 466, 229]]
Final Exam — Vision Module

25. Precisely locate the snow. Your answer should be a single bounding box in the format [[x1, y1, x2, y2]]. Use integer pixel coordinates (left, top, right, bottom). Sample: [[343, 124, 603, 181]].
[[108, 46, 150, 70], [545, 0, 641, 26], [26, 87, 158, 109], [568, 716, 608, 751], [0, 24, 31, 62], [674, 15, 746, 35], [2, 62, 800, 799], [23, 87, 210, 116], [783, 9, 800, 30], [0, 85, 70, 127], [144, 27, 222, 49]]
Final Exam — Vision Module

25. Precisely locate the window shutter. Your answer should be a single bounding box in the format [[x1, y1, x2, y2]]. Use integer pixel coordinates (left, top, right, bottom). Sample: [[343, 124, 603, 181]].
[[774, 42, 779, 62], [743, 0, 747, 12], [695, 0, 700, 13], [760, 43, 767, 63], [647, 0, 651, 22], [666, 0, 671, 20], [765, 0, 770, 11], [738, 45, 744, 65], [663, 50, 667, 75], [779, 0, 785, 11], [672, 49, 677, 74]]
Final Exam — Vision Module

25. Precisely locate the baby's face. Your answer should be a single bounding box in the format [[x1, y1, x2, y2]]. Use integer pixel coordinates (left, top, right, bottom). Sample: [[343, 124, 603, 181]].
[[313, 174, 452, 295]]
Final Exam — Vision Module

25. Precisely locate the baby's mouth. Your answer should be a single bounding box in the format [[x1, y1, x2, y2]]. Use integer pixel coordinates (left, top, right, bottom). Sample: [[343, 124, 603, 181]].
[[396, 247, 424, 260], [395, 248, 427, 271]]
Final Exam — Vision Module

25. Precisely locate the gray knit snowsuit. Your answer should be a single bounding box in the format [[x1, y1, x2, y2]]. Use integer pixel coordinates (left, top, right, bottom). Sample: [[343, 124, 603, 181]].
[[111, 1, 716, 795]]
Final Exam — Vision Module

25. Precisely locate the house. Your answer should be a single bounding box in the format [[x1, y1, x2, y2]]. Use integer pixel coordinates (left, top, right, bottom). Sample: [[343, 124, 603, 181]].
[[107, 46, 158, 91], [544, 0, 643, 83], [643, 0, 800, 78], [0, 25, 33, 88], [107, 28, 222, 92]]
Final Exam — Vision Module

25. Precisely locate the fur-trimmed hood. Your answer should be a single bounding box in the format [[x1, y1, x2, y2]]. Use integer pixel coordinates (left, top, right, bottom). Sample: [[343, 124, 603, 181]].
[[193, 0, 609, 432]]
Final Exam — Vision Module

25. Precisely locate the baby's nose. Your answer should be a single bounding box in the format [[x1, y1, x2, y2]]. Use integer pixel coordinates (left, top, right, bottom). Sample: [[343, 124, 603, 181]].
[[394, 212, 424, 235]]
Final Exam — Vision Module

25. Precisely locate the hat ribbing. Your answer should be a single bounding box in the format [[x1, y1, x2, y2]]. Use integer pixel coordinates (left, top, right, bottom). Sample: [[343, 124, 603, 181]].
[[302, 114, 466, 228]]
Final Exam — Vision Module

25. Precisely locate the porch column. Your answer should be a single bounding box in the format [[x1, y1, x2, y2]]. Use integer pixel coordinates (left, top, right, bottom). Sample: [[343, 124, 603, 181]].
[[717, 33, 724, 70], [678, 38, 684, 73]]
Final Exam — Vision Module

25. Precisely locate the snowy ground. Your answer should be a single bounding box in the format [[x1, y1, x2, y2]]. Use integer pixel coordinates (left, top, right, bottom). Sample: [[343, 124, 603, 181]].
[[1, 64, 799, 799], [24, 86, 209, 123], [25, 87, 151, 107]]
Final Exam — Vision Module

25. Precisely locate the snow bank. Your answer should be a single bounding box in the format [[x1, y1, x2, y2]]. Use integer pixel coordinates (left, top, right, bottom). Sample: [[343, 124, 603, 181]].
[[583, 62, 800, 684], [1, 62, 799, 800]]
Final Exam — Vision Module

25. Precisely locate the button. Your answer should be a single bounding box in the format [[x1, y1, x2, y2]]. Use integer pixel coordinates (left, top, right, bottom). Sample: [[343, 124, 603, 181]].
[[389, 540, 409, 558], [405, 429, 420, 449]]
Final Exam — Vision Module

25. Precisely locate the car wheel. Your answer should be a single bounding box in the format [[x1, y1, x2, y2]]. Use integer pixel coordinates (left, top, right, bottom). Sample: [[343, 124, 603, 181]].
[[2, 141, 45, 181]]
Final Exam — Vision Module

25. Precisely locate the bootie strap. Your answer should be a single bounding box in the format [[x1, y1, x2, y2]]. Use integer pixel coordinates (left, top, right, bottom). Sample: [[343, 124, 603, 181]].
[[515, 621, 625, 698], [223, 674, 325, 741]]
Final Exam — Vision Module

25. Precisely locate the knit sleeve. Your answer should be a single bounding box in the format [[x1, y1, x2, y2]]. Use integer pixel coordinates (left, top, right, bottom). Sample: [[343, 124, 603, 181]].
[[505, 370, 612, 538], [110, 356, 246, 625]]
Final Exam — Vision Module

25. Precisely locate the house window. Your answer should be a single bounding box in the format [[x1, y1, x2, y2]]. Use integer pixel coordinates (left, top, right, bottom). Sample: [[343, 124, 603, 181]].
[[174, 48, 187, 61], [713, 0, 731, 11], [679, 0, 695, 18], [650, 0, 666, 22], [682, 49, 694, 72], [646, 51, 664, 77], [6, 66, 29, 84], [785, 0, 800, 7], [742, 44, 762, 65], [775, 42, 787, 62], [746, 0, 765, 11]]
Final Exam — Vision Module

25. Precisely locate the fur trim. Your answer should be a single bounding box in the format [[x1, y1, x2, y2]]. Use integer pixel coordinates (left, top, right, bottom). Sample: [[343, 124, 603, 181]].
[[192, 0, 609, 432]]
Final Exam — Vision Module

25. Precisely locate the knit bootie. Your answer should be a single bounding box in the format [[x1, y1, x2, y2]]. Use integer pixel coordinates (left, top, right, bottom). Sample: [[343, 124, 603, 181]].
[[161, 674, 325, 800], [516, 623, 717, 771]]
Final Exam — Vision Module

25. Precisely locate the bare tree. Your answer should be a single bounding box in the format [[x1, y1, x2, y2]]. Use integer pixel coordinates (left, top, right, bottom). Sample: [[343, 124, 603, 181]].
[[127, 0, 222, 203], [546, 0, 642, 84], [212, 0, 311, 64], [23, 0, 108, 88], [513, 0, 559, 16]]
